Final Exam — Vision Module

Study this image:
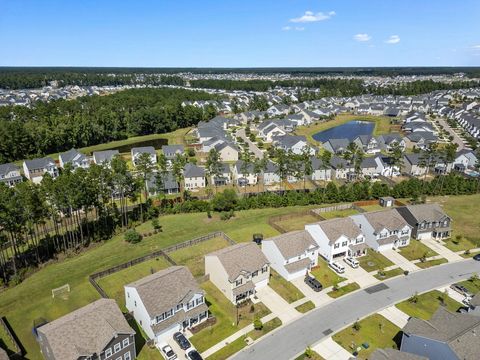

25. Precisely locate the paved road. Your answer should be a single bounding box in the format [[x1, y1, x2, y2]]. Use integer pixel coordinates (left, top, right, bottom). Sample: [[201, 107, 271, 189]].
[[232, 260, 480, 360], [236, 128, 264, 159], [436, 117, 467, 150]]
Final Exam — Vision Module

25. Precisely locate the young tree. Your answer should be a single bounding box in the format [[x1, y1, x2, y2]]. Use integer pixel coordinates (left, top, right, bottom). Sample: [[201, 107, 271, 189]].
[[253, 156, 267, 193], [240, 149, 252, 192], [205, 148, 223, 194], [172, 153, 187, 192], [135, 152, 158, 220], [300, 147, 314, 190], [320, 150, 332, 198], [389, 142, 404, 179]]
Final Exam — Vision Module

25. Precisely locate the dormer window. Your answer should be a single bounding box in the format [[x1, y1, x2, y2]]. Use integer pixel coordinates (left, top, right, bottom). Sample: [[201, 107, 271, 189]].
[[235, 278, 243, 286]]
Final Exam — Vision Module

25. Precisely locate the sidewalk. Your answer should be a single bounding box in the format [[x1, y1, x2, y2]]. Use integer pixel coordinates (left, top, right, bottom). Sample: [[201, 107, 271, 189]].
[[378, 306, 410, 328], [201, 313, 277, 358], [312, 337, 353, 360], [422, 238, 463, 262], [382, 249, 419, 272]]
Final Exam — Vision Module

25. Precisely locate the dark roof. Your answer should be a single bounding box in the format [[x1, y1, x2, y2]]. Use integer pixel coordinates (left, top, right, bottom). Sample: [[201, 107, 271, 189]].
[[24, 157, 56, 170], [370, 349, 427, 360], [184, 163, 205, 178], [92, 150, 119, 164], [0, 163, 19, 176], [59, 148, 87, 165]]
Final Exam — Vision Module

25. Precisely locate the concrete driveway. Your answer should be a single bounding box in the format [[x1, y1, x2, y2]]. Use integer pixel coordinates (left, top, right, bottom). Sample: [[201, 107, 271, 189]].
[[422, 238, 463, 262], [291, 277, 333, 307], [256, 286, 300, 323], [382, 249, 419, 272], [236, 128, 264, 159], [341, 263, 378, 288], [312, 337, 352, 360], [378, 306, 410, 328]]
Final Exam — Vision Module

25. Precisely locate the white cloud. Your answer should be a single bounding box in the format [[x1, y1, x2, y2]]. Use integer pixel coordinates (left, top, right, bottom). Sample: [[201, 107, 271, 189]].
[[385, 35, 400, 44], [282, 26, 305, 31], [290, 10, 335, 23], [353, 33, 371, 42], [471, 45, 480, 49]]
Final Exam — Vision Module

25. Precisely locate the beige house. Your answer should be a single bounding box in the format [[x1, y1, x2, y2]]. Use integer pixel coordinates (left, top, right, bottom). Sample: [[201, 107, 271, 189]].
[[205, 243, 270, 304], [215, 142, 239, 162]]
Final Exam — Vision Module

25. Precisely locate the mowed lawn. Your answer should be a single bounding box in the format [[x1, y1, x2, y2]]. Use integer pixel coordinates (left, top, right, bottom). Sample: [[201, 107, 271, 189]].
[[311, 258, 346, 288], [275, 214, 320, 232], [0, 205, 318, 360], [396, 290, 462, 320], [358, 251, 394, 272], [332, 314, 401, 359], [269, 270, 305, 303], [320, 208, 359, 220], [399, 240, 438, 261]]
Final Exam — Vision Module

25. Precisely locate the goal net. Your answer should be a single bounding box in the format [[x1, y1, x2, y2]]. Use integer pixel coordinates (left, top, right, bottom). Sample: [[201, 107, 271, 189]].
[[52, 284, 70, 299]]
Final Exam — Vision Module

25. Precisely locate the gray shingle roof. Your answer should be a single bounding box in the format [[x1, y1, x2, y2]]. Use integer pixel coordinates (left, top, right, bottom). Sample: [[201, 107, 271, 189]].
[[315, 217, 362, 244], [131, 146, 156, 156], [362, 209, 410, 233], [59, 148, 87, 165], [37, 299, 134, 360], [264, 230, 318, 259], [402, 203, 449, 223], [92, 150, 119, 164], [0, 163, 19, 176], [184, 163, 205, 178], [206, 243, 269, 281], [370, 349, 427, 360], [162, 145, 185, 158]]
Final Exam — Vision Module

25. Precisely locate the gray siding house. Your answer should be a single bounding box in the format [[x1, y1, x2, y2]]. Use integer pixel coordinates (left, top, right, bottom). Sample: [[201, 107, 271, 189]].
[[397, 203, 451, 240]]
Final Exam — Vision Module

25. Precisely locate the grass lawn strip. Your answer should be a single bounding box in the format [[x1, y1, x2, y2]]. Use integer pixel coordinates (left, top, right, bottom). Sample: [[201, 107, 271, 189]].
[[374, 268, 404, 281], [416, 258, 448, 269], [268, 270, 305, 303], [205, 317, 282, 360], [310, 257, 347, 288], [358, 251, 394, 272], [328, 283, 361, 299], [295, 301, 316, 313], [189, 281, 270, 353], [399, 240, 438, 261], [332, 314, 401, 359], [396, 290, 462, 320], [458, 277, 480, 295]]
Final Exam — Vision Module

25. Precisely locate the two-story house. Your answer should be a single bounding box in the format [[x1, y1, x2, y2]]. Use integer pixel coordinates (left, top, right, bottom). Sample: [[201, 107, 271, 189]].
[[131, 147, 157, 167], [162, 145, 185, 166], [351, 209, 412, 252], [36, 298, 136, 360], [23, 157, 59, 183], [205, 243, 270, 304], [92, 150, 120, 166], [353, 135, 381, 154], [125, 266, 208, 345], [58, 148, 90, 169], [232, 160, 258, 186], [396, 203, 451, 240], [306, 217, 366, 262], [183, 163, 206, 189], [262, 230, 319, 281], [210, 163, 232, 186], [0, 163, 23, 187]]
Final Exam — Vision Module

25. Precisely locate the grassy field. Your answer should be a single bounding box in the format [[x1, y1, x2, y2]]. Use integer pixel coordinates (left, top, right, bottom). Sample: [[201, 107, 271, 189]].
[[428, 195, 480, 244], [169, 236, 230, 277], [268, 270, 305, 303], [97, 257, 171, 310], [416, 258, 448, 269], [0, 205, 322, 360], [294, 114, 400, 146], [320, 208, 359, 220], [374, 268, 404, 281], [295, 301, 316, 313], [189, 281, 270, 353], [274, 214, 320, 232], [399, 240, 438, 261], [0, 324, 17, 356], [444, 237, 478, 252], [327, 282, 360, 298], [396, 290, 462, 320], [310, 258, 346, 288], [332, 314, 400, 359], [358, 251, 394, 272], [359, 204, 385, 212]]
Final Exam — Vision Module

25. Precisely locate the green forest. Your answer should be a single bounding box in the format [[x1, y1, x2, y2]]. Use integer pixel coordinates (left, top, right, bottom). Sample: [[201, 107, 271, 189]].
[[0, 88, 218, 163]]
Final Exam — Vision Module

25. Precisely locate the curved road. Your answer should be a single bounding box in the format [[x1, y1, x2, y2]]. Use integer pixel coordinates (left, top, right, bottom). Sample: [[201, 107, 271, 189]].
[[232, 259, 480, 360]]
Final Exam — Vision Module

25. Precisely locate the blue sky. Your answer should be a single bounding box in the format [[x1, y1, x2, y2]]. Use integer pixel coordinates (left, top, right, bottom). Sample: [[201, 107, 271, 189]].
[[1, 0, 479, 67]]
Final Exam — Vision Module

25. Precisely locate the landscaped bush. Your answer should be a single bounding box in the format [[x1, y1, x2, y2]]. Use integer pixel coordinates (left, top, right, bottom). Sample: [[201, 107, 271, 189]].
[[253, 318, 263, 330], [124, 229, 142, 244]]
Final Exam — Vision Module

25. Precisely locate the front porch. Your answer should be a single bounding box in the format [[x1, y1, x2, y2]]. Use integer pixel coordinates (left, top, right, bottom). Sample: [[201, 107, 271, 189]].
[[233, 281, 256, 304]]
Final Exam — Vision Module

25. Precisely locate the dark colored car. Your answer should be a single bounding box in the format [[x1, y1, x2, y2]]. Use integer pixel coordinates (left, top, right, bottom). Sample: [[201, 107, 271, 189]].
[[450, 283, 472, 297], [185, 350, 203, 360], [473, 253, 480, 261], [173, 332, 191, 350], [305, 275, 323, 292]]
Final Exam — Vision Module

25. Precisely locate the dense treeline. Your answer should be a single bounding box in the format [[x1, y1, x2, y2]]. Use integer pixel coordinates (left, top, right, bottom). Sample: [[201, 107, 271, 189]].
[[0, 88, 218, 162], [0, 71, 185, 89], [367, 79, 480, 96]]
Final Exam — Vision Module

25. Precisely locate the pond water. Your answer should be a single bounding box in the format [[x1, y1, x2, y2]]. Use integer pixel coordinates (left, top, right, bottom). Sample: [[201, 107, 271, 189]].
[[313, 120, 375, 142]]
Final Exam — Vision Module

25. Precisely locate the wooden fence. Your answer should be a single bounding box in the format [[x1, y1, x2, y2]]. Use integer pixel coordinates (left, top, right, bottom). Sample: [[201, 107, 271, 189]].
[[0, 317, 22, 359], [89, 231, 236, 298], [311, 203, 353, 214]]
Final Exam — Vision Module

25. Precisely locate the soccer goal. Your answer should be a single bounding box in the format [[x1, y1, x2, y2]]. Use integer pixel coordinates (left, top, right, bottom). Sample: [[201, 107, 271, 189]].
[[52, 284, 70, 299]]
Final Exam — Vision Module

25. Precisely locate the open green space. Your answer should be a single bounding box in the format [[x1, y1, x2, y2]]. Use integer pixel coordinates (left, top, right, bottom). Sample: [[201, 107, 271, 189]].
[[332, 314, 401, 359], [399, 240, 438, 261], [327, 282, 360, 298], [310, 258, 346, 288], [320, 208, 359, 219], [396, 290, 462, 320], [295, 301, 316, 313], [274, 214, 320, 232], [169, 236, 230, 277], [359, 204, 385, 212], [416, 258, 448, 269], [189, 281, 270, 353], [374, 268, 404, 281], [268, 270, 305, 304], [97, 257, 171, 310], [206, 317, 282, 360], [0, 205, 319, 360], [358, 251, 394, 272]]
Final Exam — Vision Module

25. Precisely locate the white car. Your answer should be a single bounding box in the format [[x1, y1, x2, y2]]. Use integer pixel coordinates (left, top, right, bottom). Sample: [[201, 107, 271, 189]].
[[161, 345, 177, 360], [329, 261, 345, 274], [344, 257, 359, 269], [462, 296, 473, 306]]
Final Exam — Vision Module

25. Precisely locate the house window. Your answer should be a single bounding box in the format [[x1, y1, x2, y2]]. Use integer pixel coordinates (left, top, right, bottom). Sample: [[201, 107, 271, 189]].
[[177, 304, 183, 311], [105, 349, 112, 358], [134, 301, 137, 307], [342, 241, 347, 247], [252, 271, 258, 277], [116, 357, 122, 360], [114, 343, 121, 353], [187, 301, 195, 310], [334, 243, 340, 249], [122, 338, 129, 347], [124, 352, 131, 360], [235, 278, 243, 286], [127, 292, 130, 298], [262, 266, 268, 273], [196, 296, 203, 305]]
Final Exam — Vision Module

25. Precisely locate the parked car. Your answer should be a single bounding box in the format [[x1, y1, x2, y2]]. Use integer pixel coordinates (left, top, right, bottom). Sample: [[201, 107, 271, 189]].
[[457, 306, 470, 314], [462, 296, 473, 306], [344, 257, 359, 269], [185, 349, 203, 360], [329, 261, 345, 274], [450, 283, 472, 297], [473, 253, 480, 261], [173, 332, 191, 350], [305, 275, 323, 292], [161, 345, 177, 360]]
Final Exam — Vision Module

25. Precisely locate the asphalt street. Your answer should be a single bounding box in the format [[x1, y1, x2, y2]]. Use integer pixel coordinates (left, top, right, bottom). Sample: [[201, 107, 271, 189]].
[[232, 259, 480, 360]]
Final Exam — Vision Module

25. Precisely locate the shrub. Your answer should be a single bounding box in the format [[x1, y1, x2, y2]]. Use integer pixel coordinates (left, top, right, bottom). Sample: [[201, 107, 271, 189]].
[[253, 318, 263, 330], [151, 218, 161, 230], [304, 346, 314, 358], [220, 209, 235, 221], [352, 320, 361, 331], [124, 229, 142, 244], [250, 304, 255, 313], [404, 270, 410, 276], [409, 292, 419, 304]]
